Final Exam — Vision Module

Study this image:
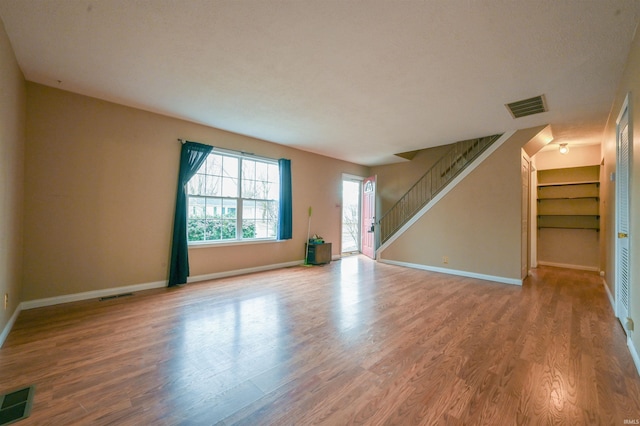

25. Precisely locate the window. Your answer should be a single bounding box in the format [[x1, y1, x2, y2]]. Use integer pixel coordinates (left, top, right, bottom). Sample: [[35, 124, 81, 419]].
[[187, 151, 279, 243]]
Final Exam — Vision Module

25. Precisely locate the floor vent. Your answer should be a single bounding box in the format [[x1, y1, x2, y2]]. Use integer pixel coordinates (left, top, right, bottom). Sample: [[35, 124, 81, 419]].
[[99, 293, 134, 301], [506, 95, 548, 118], [0, 386, 34, 425]]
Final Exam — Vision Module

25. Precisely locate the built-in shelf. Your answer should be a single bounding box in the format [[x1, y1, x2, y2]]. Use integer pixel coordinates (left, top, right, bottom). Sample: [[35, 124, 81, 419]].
[[537, 214, 600, 217], [537, 165, 600, 185], [537, 214, 600, 231], [537, 166, 600, 231], [537, 180, 600, 187], [537, 196, 599, 201], [537, 182, 599, 201]]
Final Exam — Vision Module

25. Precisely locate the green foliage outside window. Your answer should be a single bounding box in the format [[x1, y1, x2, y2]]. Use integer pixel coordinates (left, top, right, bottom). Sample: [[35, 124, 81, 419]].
[[188, 214, 256, 241]]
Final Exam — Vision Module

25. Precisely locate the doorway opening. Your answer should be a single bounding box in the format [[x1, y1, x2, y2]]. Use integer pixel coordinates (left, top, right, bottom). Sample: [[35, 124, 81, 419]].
[[341, 178, 362, 254]]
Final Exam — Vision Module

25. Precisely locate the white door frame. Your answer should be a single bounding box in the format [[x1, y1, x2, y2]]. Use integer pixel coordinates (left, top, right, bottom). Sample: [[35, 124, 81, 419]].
[[521, 152, 531, 279], [341, 174, 364, 254], [529, 162, 538, 269], [361, 175, 377, 259], [615, 93, 633, 328]]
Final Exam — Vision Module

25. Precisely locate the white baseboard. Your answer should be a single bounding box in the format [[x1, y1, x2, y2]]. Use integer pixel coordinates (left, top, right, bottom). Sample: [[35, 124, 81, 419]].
[[187, 260, 302, 283], [602, 278, 616, 312], [602, 276, 639, 376], [379, 259, 522, 286], [21, 260, 305, 311], [0, 304, 22, 348], [628, 336, 640, 377], [537, 261, 599, 272], [601, 278, 639, 376], [21, 279, 168, 310]]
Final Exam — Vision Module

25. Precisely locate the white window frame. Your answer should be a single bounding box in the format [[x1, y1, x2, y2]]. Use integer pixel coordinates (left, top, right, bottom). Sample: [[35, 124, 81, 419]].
[[186, 149, 280, 246]]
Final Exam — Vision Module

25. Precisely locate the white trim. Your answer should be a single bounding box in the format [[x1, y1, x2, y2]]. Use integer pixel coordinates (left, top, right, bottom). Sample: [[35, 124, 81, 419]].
[[603, 278, 616, 311], [187, 260, 301, 283], [379, 259, 522, 286], [22, 280, 168, 310], [596, 278, 639, 377], [0, 304, 22, 348], [536, 261, 599, 272], [377, 130, 517, 255], [341, 174, 364, 256], [530, 162, 538, 268], [21, 260, 305, 310], [616, 92, 631, 124], [615, 92, 633, 321], [628, 336, 640, 376]]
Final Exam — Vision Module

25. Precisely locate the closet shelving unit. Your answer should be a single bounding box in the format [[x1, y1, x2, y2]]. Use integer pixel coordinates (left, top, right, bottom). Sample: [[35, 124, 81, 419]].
[[537, 165, 600, 231]]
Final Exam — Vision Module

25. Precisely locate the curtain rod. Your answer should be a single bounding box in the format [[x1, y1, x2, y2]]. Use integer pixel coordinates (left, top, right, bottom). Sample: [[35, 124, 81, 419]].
[[177, 138, 259, 158]]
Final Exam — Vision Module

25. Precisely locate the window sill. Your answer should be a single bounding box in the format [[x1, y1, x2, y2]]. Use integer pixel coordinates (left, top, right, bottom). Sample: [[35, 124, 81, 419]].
[[188, 238, 285, 249]]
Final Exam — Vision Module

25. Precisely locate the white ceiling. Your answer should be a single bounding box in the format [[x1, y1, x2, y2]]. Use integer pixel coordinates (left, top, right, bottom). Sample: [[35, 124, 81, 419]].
[[1, 1, 639, 166]]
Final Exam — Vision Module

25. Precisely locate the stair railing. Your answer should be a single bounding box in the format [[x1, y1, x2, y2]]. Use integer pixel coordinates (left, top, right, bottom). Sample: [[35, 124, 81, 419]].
[[378, 134, 502, 244]]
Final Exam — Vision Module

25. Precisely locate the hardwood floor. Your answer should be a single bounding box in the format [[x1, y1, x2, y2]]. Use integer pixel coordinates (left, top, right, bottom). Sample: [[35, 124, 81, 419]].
[[1, 256, 639, 425]]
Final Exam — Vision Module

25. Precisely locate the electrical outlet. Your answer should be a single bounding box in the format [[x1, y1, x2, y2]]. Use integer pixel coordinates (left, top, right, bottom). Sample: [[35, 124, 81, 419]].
[[442, 256, 449, 264], [3, 293, 7, 310], [626, 317, 635, 332]]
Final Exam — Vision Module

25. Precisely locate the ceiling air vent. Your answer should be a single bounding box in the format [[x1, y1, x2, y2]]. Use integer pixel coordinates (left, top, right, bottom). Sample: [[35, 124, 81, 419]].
[[505, 95, 548, 118]]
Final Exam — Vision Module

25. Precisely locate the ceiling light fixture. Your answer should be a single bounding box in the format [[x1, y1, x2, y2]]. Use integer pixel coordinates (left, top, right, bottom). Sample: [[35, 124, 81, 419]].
[[559, 143, 569, 155]]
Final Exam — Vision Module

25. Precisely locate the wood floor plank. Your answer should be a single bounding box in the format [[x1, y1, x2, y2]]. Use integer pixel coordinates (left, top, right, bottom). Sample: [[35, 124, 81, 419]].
[[1, 256, 639, 424]]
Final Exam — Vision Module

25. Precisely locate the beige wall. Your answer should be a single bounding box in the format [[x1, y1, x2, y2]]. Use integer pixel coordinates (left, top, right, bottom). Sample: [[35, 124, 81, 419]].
[[533, 144, 602, 270], [0, 19, 25, 332], [379, 126, 547, 281], [537, 228, 600, 269], [601, 27, 640, 355], [534, 143, 601, 170], [24, 83, 368, 301]]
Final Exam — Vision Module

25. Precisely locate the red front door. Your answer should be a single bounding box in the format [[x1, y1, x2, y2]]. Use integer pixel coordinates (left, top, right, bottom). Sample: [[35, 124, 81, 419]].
[[361, 176, 376, 259]]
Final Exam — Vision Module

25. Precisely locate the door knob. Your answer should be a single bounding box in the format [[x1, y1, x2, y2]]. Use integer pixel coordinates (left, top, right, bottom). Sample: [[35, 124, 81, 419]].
[[619, 232, 629, 238]]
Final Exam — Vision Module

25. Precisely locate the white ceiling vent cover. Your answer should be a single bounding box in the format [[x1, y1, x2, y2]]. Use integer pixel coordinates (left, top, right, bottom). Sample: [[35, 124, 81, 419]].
[[506, 95, 548, 118]]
